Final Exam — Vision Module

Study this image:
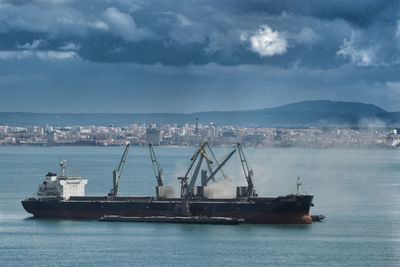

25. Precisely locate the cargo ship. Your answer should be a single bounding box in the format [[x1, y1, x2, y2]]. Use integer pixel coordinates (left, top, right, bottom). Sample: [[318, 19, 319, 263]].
[[22, 143, 314, 224]]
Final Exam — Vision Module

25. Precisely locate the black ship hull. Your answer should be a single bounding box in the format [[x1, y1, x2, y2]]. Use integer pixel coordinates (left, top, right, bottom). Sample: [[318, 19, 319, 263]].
[[22, 194, 314, 224]]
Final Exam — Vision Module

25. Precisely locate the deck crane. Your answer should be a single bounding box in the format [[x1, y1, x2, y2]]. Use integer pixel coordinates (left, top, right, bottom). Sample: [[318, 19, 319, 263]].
[[203, 142, 226, 182], [179, 142, 208, 196], [201, 149, 236, 186], [109, 142, 130, 197], [149, 143, 163, 187], [237, 143, 256, 197], [178, 142, 236, 197]]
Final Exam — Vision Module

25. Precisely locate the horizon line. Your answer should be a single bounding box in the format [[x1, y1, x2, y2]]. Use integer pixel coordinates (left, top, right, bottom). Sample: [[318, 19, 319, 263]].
[[0, 100, 387, 114]]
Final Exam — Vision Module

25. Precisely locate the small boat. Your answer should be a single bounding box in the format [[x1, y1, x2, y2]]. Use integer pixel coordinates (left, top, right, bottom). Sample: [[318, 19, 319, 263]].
[[311, 214, 325, 222]]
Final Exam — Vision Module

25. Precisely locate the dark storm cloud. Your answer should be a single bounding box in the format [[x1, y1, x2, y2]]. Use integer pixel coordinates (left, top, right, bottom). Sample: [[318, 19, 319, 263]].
[[1, 1, 400, 113], [1, 0, 398, 67], [227, 0, 398, 27]]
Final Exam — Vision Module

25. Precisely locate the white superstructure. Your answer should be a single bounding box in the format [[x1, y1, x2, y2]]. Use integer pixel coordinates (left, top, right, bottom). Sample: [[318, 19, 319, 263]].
[[37, 160, 87, 199]]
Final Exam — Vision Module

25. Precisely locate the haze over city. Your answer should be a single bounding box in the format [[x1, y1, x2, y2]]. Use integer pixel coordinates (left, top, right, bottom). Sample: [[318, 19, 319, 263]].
[[0, 0, 400, 113]]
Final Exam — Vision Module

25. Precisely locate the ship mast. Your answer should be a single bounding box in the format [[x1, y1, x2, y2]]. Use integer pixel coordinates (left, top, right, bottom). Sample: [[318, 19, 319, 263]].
[[296, 177, 302, 196], [60, 160, 67, 177]]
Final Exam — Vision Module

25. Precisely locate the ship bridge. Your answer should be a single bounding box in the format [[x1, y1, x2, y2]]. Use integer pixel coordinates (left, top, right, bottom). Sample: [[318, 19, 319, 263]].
[[37, 160, 87, 200]]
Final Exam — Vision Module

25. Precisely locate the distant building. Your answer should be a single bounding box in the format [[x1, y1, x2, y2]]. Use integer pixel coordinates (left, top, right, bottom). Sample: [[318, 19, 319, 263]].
[[146, 127, 161, 145], [47, 131, 57, 144], [79, 127, 92, 135], [27, 126, 44, 136]]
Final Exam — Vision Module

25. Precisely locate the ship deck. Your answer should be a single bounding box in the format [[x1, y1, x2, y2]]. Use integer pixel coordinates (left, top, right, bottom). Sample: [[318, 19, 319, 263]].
[[67, 195, 304, 203]]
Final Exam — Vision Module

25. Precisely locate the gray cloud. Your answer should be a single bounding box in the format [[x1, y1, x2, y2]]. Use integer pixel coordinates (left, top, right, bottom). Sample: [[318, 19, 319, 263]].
[[102, 7, 156, 42], [0, 50, 78, 60], [16, 39, 46, 50], [0, 1, 400, 112], [1, 0, 397, 67], [59, 41, 80, 51]]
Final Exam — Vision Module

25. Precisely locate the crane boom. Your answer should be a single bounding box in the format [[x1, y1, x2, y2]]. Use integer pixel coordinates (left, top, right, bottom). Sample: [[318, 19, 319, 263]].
[[204, 148, 236, 184], [182, 142, 207, 180], [109, 142, 130, 197], [188, 154, 204, 192], [181, 142, 237, 196], [237, 143, 255, 196], [149, 143, 163, 186]]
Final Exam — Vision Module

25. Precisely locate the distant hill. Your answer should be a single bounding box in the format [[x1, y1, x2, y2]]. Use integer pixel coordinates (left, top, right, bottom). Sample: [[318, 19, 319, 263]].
[[269, 100, 386, 116], [0, 100, 399, 127]]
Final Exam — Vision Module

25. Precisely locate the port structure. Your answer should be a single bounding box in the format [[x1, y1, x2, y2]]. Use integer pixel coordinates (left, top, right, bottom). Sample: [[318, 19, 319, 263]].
[[178, 142, 236, 198], [109, 142, 130, 197]]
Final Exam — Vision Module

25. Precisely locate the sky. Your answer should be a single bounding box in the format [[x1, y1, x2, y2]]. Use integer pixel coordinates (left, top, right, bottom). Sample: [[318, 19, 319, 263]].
[[0, 0, 400, 113]]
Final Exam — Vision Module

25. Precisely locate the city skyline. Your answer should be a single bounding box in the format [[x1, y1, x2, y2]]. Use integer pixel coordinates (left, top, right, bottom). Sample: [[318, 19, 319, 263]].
[[1, 122, 398, 149], [1, 1, 400, 112]]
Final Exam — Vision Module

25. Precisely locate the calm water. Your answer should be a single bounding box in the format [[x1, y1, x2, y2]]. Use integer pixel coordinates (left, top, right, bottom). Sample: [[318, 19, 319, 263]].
[[0, 146, 400, 266]]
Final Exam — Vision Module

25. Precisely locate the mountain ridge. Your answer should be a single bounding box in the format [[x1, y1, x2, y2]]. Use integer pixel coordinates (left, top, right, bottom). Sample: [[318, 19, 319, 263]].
[[0, 100, 398, 127], [267, 100, 387, 115]]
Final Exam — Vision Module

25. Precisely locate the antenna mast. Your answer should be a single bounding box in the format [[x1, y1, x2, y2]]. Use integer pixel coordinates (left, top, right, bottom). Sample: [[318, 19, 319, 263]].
[[195, 118, 199, 147], [296, 177, 302, 195], [60, 160, 67, 176]]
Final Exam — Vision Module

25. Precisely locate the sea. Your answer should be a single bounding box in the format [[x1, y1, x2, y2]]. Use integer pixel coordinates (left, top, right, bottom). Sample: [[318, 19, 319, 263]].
[[0, 146, 399, 266]]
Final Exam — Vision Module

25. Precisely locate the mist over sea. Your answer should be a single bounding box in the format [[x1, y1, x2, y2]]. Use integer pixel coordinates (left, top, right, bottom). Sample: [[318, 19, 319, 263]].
[[0, 146, 399, 266]]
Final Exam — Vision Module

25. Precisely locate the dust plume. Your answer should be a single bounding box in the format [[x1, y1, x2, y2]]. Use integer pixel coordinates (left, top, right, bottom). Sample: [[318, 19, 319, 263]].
[[203, 177, 236, 198]]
